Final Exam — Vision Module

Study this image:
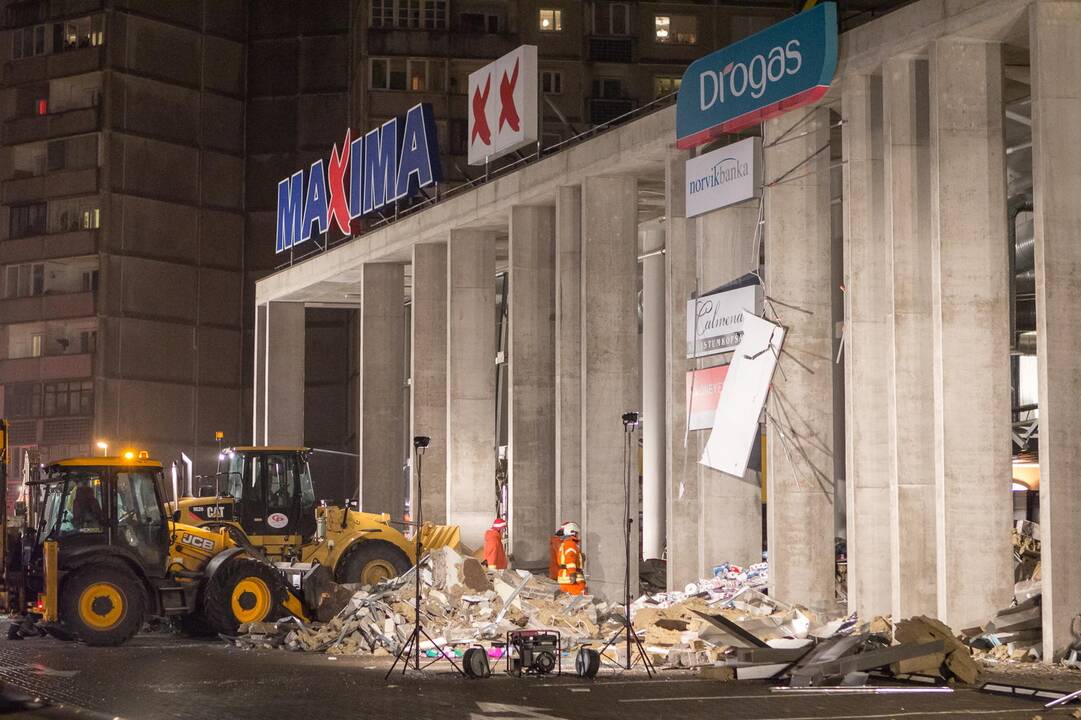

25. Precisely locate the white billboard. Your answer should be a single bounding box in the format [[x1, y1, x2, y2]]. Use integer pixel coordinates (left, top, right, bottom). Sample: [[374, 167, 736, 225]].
[[686, 282, 762, 358], [700, 313, 785, 478], [685, 137, 762, 218], [468, 45, 538, 166]]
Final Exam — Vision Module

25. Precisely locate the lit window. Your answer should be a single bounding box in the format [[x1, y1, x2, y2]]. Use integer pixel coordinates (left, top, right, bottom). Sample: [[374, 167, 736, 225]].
[[655, 15, 697, 44], [541, 70, 563, 95], [539, 9, 562, 31], [36, 98, 48, 115], [372, 58, 441, 91], [653, 76, 682, 99]]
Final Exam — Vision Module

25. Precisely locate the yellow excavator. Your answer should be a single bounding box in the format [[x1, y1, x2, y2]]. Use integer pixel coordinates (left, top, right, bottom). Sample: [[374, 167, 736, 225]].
[[171, 446, 459, 586], [0, 432, 306, 646]]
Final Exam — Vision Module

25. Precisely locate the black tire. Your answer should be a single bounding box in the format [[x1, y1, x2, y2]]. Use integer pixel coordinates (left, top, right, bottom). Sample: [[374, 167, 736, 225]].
[[335, 541, 411, 586], [202, 556, 287, 636], [576, 648, 601, 679], [463, 647, 491, 679], [59, 563, 145, 647]]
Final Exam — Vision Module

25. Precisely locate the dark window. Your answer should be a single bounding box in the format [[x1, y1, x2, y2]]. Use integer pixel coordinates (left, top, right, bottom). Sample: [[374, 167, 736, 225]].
[[43, 381, 93, 417], [9, 203, 46, 239], [4, 383, 41, 418], [592, 78, 624, 99]]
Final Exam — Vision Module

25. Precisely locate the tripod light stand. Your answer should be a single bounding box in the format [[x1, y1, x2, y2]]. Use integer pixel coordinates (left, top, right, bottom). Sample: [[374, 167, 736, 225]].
[[386, 436, 465, 678], [596, 411, 656, 677]]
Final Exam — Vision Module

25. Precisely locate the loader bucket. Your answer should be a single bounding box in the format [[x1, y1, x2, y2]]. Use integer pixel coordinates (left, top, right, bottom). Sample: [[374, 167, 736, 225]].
[[420, 523, 461, 552]]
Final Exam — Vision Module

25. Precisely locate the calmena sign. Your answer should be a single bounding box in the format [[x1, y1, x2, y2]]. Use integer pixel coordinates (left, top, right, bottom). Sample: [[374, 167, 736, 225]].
[[675, 3, 837, 149], [276, 102, 442, 254]]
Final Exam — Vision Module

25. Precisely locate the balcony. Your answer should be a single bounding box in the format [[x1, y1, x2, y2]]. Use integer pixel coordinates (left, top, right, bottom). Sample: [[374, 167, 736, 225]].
[[0, 352, 92, 382], [2, 167, 98, 205], [0, 229, 98, 264], [588, 97, 636, 126], [0, 291, 94, 324], [366, 29, 517, 60], [3, 105, 100, 145], [588, 36, 634, 63], [3, 45, 104, 85]]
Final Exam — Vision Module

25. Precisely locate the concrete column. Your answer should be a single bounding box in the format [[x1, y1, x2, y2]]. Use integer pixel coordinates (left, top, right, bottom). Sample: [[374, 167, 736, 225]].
[[1031, 0, 1081, 661], [411, 243, 448, 524], [764, 107, 837, 611], [508, 205, 557, 566], [928, 38, 1012, 630], [258, 301, 305, 446], [641, 227, 666, 560], [664, 151, 700, 591], [555, 186, 582, 527], [883, 56, 938, 620], [841, 73, 892, 620], [581, 175, 639, 600], [696, 204, 764, 572], [358, 263, 405, 518], [253, 303, 267, 444], [446, 229, 496, 550]]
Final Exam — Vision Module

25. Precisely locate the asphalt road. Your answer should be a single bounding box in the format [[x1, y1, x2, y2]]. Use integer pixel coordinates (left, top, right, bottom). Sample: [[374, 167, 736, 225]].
[[0, 626, 1076, 720]]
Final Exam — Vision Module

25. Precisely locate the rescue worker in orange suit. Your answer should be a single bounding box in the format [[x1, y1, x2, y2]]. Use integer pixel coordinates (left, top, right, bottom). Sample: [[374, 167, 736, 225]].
[[483, 517, 509, 570], [557, 522, 586, 595], [548, 524, 565, 580]]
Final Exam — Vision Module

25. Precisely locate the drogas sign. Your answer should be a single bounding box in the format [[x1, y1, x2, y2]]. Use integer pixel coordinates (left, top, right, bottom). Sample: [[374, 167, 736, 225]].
[[675, 3, 837, 149]]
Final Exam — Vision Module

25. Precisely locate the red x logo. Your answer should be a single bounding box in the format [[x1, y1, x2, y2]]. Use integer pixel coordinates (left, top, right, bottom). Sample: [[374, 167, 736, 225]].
[[327, 129, 351, 235], [498, 59, 520, 133], [471, 75, 492, 147]]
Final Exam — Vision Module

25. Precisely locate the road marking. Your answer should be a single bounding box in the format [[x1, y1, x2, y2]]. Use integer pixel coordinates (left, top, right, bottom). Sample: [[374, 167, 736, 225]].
[[569, 688, 590, 693], [618, 698, 1048, 720], [538, 678, 709, 688], [471, 702, 568, 720]]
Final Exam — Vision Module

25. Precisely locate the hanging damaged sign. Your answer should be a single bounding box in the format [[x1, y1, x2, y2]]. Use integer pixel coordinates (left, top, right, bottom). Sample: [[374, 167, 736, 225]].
[[686, 365, 729, 431], [700, 313, 785, 478], [687, 279, 762, 358]]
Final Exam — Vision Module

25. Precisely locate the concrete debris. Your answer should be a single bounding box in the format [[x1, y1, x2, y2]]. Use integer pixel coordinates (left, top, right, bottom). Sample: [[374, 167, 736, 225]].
[[232, 553, 969, 692]]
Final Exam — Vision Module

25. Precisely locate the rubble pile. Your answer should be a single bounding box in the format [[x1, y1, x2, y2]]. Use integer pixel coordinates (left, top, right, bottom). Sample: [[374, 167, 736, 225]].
[[965, 520, 1047, 665], [234, 547, 618, 656]]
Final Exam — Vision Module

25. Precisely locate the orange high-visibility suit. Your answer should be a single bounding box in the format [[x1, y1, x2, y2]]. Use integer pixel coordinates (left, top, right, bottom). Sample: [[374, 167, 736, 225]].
[[548, 533, 562, 580], [557, 535, 586, 595], [483, 527, 508, 569]]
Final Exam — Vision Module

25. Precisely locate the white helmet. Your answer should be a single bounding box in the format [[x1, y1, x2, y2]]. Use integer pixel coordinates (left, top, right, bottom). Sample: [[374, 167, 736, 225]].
[[562, 522, 580, 537]]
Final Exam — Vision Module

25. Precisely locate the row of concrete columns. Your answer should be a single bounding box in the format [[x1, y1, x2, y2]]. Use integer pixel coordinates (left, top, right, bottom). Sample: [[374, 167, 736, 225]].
[[840, 36, 1016, 631], [252, 2, 1081, 657], [837, 2, 1081, 661], [255, 178, 643, 599]]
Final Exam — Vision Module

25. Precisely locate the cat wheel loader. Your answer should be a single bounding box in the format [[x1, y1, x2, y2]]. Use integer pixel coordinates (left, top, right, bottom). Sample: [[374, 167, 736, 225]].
[[0, 437, 306, 646], [172, 446, 460, 587]]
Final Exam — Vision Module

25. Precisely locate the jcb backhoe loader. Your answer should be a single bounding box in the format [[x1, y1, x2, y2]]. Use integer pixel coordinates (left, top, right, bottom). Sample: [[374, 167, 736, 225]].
[[172, 446, 460, 586], [0, 442, 306, 646]]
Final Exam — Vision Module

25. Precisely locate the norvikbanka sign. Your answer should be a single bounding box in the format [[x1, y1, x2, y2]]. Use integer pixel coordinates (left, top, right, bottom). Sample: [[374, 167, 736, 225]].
[[676, 3, 837, 149], [276, 102, 442, 253]]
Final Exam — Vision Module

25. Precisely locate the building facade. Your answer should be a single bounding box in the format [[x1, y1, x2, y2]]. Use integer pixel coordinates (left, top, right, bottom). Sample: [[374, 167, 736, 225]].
[[250, 0, 1081, 666], [0, 0, 802, 500]]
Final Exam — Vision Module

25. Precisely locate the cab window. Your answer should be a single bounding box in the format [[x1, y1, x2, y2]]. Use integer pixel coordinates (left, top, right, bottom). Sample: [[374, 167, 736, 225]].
[[60, 473, 105, 535], [263, 455, 294, 512], [115, 470, 166, 566]]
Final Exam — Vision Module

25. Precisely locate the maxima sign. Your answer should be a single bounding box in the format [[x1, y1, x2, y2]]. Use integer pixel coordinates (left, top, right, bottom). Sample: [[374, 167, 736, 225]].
[[276, 102, 442, 254], [686, 137, 762, 217], [676, 2, 837, 149], [468, 45, 538, 165]]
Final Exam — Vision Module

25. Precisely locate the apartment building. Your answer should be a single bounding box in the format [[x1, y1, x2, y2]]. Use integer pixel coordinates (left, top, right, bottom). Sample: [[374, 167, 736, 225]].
[[0, 0, 796, 503]]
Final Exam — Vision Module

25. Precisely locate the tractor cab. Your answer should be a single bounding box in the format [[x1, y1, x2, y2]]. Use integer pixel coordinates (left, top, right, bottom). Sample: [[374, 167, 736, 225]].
[[32, 456, 170, 581], [191, 447, 317, 542]]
